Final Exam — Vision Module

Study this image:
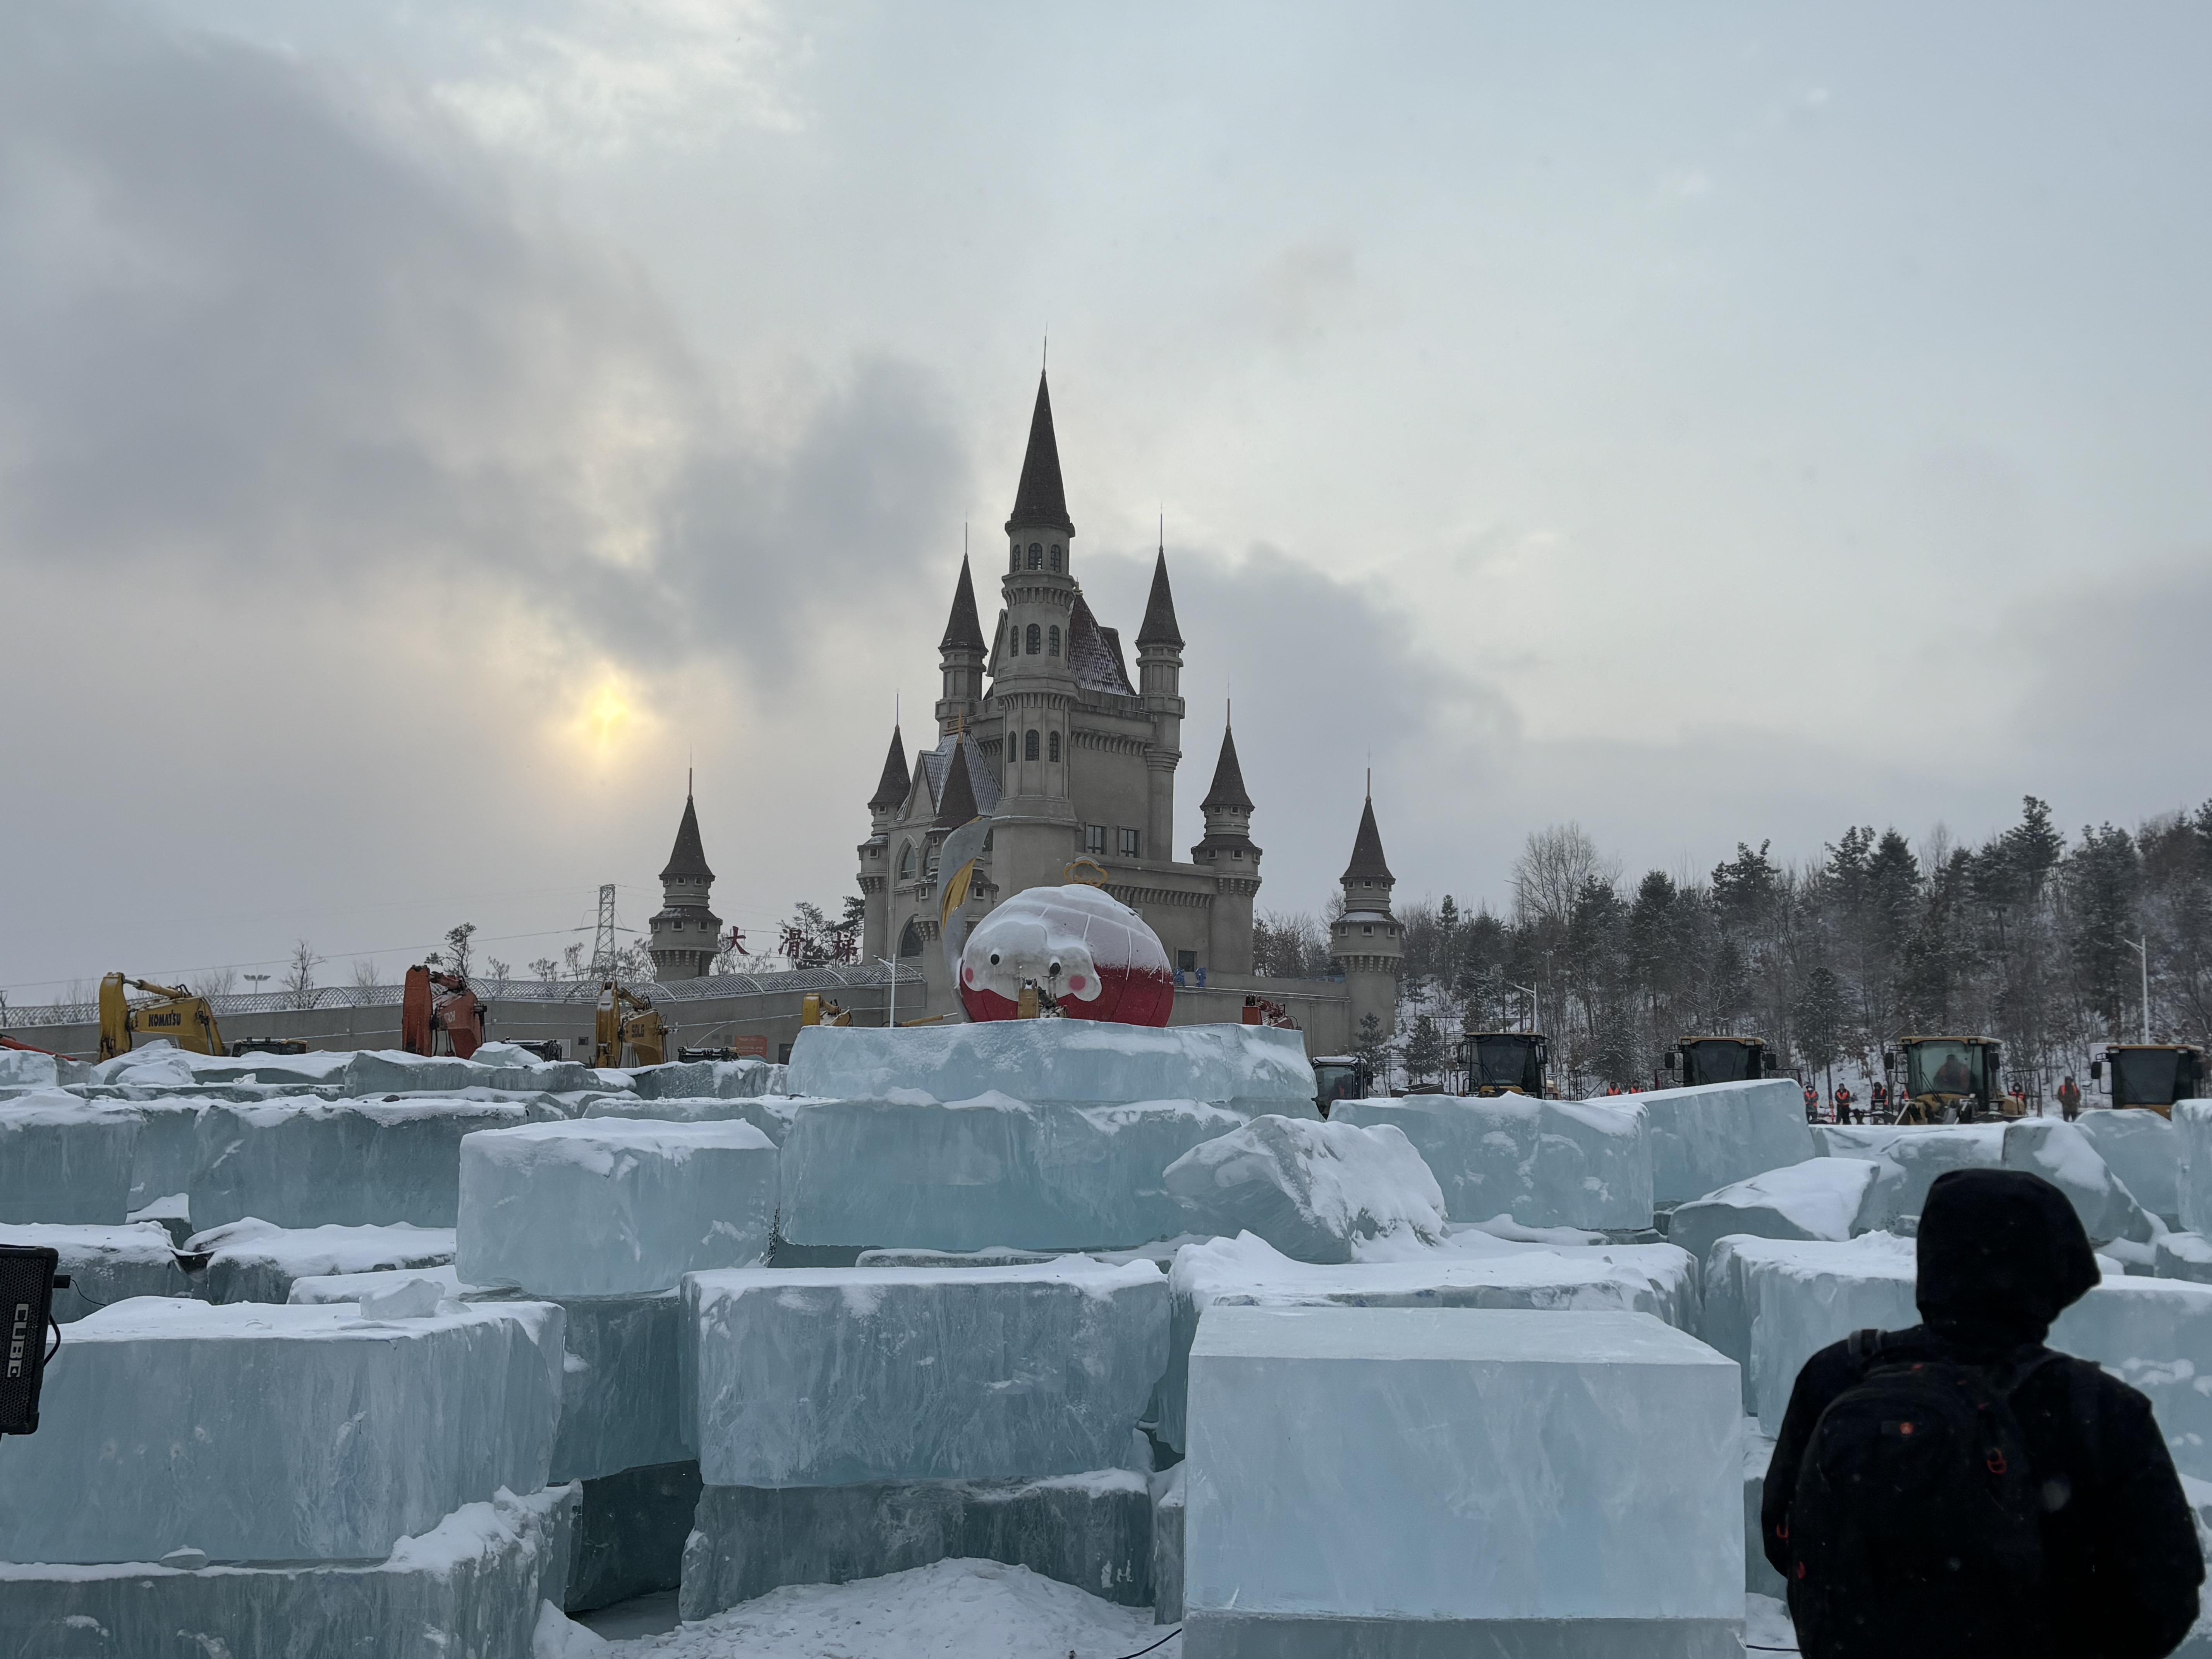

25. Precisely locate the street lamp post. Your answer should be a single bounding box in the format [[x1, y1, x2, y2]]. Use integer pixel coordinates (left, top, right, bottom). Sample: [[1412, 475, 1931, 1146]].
[[878, 958, 900, 1030], [2123, 936, 2150, 1043], [244, 974, 270, 999]]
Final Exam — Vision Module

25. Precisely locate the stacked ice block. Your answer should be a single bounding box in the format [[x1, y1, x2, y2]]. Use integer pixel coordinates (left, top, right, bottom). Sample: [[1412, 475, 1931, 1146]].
[[1642, 1078, 1814, 1207], [0, 1221, 192, 1321], [1334, 1093, 1652, 1230], [0, 1093, 138, 1222], [1666, 1156, 1893, 1264], [187, 1217, 457, 1305], [1160, 1115, 1447, 1262]]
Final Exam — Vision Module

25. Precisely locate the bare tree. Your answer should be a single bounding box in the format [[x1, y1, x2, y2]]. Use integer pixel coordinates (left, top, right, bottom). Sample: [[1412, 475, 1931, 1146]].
[[285, 939, 320, 1008], [1512, 824, 1620, 931], [486, 957, 512, 989], [444, 923, 477, 980], [529, 957, 561, 984], [350, 958, 383, 990], [202, 965, 239, 997]]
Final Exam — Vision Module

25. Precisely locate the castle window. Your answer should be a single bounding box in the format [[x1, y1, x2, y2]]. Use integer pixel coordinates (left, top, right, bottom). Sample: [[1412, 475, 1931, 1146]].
[[1025, 729, 1040, 761], [1050, 545, 1062, 572], [1118, 827, 1140, 858], [1028, 542, 1043, 570], [1025, 623, 1041, 654], [898, 843, 916, 880], [1085, 824, 1107, 856], [1363, 924, 1374, 935], [1048, 731, 1061, 762], [1048, 625, 1061, 656], [898, 918, 924, 957], [1010, 542, 1020, 570]]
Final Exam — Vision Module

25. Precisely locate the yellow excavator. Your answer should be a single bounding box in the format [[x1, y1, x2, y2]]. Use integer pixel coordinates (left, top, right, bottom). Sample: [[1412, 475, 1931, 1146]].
[[799, 993, 853, 1028], [97, 973, 225, 1061], [592, 982, 666, 1069]]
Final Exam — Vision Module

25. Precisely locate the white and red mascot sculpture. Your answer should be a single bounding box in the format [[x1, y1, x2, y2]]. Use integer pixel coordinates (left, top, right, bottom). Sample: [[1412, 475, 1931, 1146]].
[[957, 883, 1175, 1027]]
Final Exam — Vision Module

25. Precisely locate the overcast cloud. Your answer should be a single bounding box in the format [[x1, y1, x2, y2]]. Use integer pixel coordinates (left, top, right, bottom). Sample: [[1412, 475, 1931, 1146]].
[[4, 2, 2210, 997]]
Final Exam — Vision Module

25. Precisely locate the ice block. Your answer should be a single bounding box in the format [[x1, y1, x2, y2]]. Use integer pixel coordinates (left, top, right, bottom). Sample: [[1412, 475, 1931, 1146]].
[[1161, 1115, 1446, 1263], [1333, 1093, 1652, 1231]]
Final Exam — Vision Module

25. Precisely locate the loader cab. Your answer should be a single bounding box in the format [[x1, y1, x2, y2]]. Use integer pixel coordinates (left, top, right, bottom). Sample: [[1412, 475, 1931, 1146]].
[[1886, 1036, 2002, 1124], [1312, 1055, 1372, 1120], [1456, 1031, 1548, 1099], [1664, 1036, 1775, 1087], [2091, 1044, 2207, 1118]]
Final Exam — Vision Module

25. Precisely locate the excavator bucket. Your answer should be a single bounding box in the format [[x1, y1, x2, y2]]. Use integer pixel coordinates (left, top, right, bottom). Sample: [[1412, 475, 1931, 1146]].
[[400, 965, 435, 1056]]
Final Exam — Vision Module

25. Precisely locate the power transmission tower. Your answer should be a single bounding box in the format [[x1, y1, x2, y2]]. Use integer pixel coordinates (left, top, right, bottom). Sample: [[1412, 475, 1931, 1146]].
[[590, 884, 618, 982]]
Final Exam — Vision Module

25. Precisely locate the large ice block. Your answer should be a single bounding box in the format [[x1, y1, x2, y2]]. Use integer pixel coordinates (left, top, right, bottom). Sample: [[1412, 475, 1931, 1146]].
[[2051, 1276, 2212, 1480], [586, 1092, 818, 1144], [457, 1119, 776, 1297], [786, 1019, 1315, 1113], [2003, 1117, 2157, 1244], [1814, 1122, 2006, 1217], [678, 1469, 1153, 1619], [685, 1258, 1167, 1486], [1641, 1079, 1814, 1206], [1152, 1463, 1186, 1624], [2158, 1231, 2212, 1285], [1666, 1157, 1892, 1266], [1157, 1231, 1700, 1452], [191, 1097, 530, 1230], [0, 1094, 137, 1223], [2075, 1107, 2185, 1226], [548, 1290, 688, 1484], [779, 1094, 1244, 1251], [0, 1297, 564, 1564], [1333, 1093, 1652, 1230], [2181, 1101, 2212, 1234], [1163, 1115, 1446, 1263], [564, 1460, 701, 1613], [0, 1221, 191, 1321], [113, 1097, 204, 1214], [289, 1262, 471, 1304], [1183, 1306, 1742, 1656], [1735, 1234, 1920, 1432], [0, 1047, 90, 1091], [187, 1218, 457, 1304], [629, 1055, 786, 1100], [0, 1484, 575, 1659]]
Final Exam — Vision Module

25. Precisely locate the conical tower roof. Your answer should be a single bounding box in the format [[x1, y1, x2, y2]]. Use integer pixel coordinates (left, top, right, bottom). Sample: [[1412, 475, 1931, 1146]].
[[1340, 794, 1393, 885], [659, 792, 714, 883], [939, 555, 986, 654], [933, 737, 981, 829], [1135, 549, 1183, 649], [1201, 723, 1252, 813], [1005, 371, 1074, 537], [868, 726, 910, 811]]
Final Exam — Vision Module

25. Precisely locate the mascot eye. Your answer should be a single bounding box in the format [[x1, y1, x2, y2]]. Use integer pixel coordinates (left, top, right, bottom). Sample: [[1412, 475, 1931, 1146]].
[[988, 952, 1001, 966], [1049, 959, 1062, 976]]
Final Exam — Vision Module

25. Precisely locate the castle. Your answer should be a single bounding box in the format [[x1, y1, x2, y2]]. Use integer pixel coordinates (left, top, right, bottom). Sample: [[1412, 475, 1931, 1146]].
[[650, 373, 1402, 1054]]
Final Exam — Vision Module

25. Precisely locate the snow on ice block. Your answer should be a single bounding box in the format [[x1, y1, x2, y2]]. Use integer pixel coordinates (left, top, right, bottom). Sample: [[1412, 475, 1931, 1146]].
[[1182, 1307, 1742, 1657], [678, 1470, 1153, 1619], [1332, 1094, 1651, 1231], [0, 1484, 576, 1659], [0, 1297, 565, 1565], [1156, 1231, 1699, 1453], [685, 1258, 1168, 1487], [189, 1218, 457, 1304], [630, 1056, 785, 1100], [289, 1262, 471, 1304], [1162, 1115, 1446, 1263], [548, 1291, 689, 1484], [586, 1092, 818, 1144], [1814, 1122, 2008, 1217], [785, 1019, 1316, 1113], [458, 1119, 776, 1298], [0, 1094, 137, 1223], [0, 1221, 191, 1321], [1667, 1158, 1892, 1266], [1641, 1079, 1814, 1207], [779, 1094, 1244, 1252], [2158, 1231, 2212, 1285], [190, 1097, 529, 1231], [0, 1048, 91, 1091], [2004, 1117, 2157, 1244], [2076, 1108, 2185, 1225]]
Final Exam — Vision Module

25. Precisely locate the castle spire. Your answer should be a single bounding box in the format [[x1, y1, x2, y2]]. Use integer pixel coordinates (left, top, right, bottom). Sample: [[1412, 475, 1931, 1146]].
[[1200, 721, 1252, 813], [1340, 793, 1393, 887], [933, 737, 981, 829], [1005, 371, 1074, 537], [658, 789, 713, 883], [1135, 546, 1183, 650], [939, 555, 986, 653], [868, 726, 910, 812]]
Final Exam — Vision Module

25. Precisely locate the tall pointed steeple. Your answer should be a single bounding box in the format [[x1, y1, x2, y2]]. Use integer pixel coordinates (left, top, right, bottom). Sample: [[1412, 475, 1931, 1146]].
[[1135, 548, 1183, 650], [933, 737, 981, 830], [649, 781, 721, 981], [659, 789, 714, 883], [868, 726, 910, 814], [938, 552, 987, 736], [1005, 371, 1074, 537], [1341, 792, 1395, 888], [1200, 723, 1253, 814], [939, 555, 987, 653]]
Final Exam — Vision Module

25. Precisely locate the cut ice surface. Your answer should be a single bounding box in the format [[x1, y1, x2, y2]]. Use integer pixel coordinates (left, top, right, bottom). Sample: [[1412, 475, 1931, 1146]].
[[185, 1218, 457, 1304], [564, 1459, 700, 1615], [1731, 1234, 1920, 1432], [785, 1018, 1315, 1113], [585, 1093, 819, 1144], [0, 1297, 565, 1564], [2004, 1117, 2157, 1244], [1814, 1122, 2007, 1218], [111, 1097, 205, 1214], [547, 1291, 689, 1484], [0, 1048, 90, 1091], [458, 1120, 776, 1298], [629, 1056, 787, 1100], [2051, 1275, 2212, 1480], [1332, 1094, 1651, 1231], [2158, 1231, 2212, 1286], [2075, 1107, 2184, 1226], [289, 1262, 471, 1304], [191, 1097, 531, 1231], [778, 1094, 1244, 1252], [1182, 1306, 1741, 1653], [0, 1221, 191, 1321], [685, 1259, 1167, 1487], [0, 1094, 138, 1223], [1640, 1079, 1815, 1207], [1162, 1114, 1446, 1263], [1156, 1231, 1700, 1452], [0, 1484, 575, 1659], [2178, 1101, 2212, 1235], [1667, 1158, 1891, 1266]]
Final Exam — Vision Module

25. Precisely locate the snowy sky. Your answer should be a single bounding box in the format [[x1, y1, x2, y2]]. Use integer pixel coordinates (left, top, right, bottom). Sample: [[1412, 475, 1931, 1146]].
[[4, 2, 2210, 998]]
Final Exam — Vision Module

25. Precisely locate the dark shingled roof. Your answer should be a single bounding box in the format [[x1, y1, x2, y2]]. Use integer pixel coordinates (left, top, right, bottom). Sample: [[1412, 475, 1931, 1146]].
[[1005, 372, 1074, 537], [1135, 550, 1183, 649], [1066, 593, 1137, 696], [659, 793, 714, 883], [1201, 725, 1253, 813], [919, 733, 1002, 818], [868, 727, 910, 811], [1340, 795, 1394, 885], [939, 555, 987, 654], [933, 737, 981, 828]]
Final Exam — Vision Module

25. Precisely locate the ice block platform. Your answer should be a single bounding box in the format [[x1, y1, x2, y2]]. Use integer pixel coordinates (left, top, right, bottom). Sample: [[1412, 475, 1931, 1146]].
[[189, 1218, 456, 1305], [685, 1258, 1167, 1487], [1640, 1079, 1813, 1207], [1182, 1306, 1741, 1658], [1666, 1157, 1890, 1266], [0, 1221, 191, 1321], [0, 1094, 138, 1223], [1334, 1094, 1651, 1231]]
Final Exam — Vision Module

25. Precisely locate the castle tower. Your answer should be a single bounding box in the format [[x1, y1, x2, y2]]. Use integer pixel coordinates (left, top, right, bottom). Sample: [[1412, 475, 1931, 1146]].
[[936, 558, 987, 737], [1330, 790, 1401, 1044], [1134, 544, 1185, 864], [647, 785, 722, 981], [857, 726, 908, 963], [1191, 717, 1260, 974], [991, 371, 1082, 896]]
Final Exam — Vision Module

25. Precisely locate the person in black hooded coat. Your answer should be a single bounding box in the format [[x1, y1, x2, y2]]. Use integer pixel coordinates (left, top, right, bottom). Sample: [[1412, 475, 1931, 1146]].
[[1762, 1168, 2203, 1658]]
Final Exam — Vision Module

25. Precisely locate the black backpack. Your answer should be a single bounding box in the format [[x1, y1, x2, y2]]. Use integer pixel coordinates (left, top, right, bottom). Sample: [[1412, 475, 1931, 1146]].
[[1786, 1329, 2064, 1659]]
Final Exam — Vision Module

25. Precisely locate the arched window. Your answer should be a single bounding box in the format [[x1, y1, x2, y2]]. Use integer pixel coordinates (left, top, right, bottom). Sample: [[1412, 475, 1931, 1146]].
[[898, 843, 916, 880], [1048, 625, 1061, 656], [1025, 729, 1041, 760], [1048, 731, 1061, 762], [898, 918, 924, 957], [1050, 545, 1063, 572], [1028, 542, 1043, 570], [1025, 623, 1041, 654]]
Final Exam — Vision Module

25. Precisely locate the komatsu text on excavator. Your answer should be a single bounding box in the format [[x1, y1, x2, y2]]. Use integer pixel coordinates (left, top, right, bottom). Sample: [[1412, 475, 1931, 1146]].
[[97, 974, 224, 1061]]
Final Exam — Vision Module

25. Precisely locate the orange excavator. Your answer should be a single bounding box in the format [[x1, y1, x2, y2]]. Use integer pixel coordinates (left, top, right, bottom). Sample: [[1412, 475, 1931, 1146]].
[[400, 966, 485, 1060]]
